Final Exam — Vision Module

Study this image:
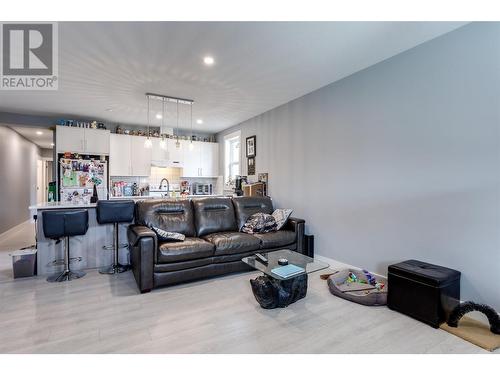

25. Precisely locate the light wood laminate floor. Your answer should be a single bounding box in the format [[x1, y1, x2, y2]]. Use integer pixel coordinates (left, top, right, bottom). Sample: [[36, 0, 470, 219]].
[[0, 222, 493, 354]]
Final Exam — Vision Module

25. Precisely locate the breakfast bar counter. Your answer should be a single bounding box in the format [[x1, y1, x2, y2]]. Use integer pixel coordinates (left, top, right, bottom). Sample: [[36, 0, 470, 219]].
[[29, 196, 232, 275], [29, 202, 129, 276]]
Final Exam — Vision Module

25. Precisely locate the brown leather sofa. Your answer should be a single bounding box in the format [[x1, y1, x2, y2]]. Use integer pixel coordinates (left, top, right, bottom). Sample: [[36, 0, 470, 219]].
[[127, 196, 305, 293]]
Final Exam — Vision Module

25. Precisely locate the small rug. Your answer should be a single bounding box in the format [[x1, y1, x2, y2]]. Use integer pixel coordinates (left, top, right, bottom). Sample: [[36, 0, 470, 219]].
[[440, 316, 500, 352]]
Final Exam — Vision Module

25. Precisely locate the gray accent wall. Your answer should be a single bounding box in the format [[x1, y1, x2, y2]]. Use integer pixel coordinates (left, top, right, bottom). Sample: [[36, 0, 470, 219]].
[[217, 23, 500, 309], [0, 126, 40, 234]]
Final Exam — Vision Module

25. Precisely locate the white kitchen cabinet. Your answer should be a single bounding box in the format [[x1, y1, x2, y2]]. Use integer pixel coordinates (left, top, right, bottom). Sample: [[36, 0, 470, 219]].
[[56, 125, 110, 154], [84, 128, 110, 155], [181, 141, 219, 177], [182, 140, 200, 177], [109, 134, 151, 176], [151, 138, 168, 164], [109, 134, 131, 176], [200, 142, 219, 177], [130, 136, 152, 176], [56, 126, 85, 153]]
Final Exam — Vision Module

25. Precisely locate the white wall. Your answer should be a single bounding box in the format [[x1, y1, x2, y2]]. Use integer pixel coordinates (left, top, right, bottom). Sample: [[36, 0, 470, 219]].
[[218, 23, 500, 310], [0, 126, 40, 234]]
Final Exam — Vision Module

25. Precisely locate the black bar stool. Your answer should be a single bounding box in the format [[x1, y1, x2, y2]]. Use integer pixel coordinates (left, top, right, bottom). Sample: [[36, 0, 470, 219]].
[[96, 200, 135, 274], [42, 210, 89, 282]]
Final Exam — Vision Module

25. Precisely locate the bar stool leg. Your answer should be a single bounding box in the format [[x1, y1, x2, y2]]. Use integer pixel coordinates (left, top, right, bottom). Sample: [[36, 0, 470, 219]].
[[47, 237, 86, 282], [99, 223, 128, 274]]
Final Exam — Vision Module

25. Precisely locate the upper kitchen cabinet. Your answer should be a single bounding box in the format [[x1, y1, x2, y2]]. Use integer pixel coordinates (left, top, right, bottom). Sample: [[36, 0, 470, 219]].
[[181, 140, 219, 177], [109, 133, 131, 176], [151, 138, 168, 166], [56, 125, 110, 154], [109, 134, 151, 176], [201, 142, 219, 177], [84, 128, 111, 155], [130, 136, 152, 176]]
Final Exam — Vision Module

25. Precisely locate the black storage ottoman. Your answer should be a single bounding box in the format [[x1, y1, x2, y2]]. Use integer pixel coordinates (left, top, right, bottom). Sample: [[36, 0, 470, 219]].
[[387, 259, 460, 328]]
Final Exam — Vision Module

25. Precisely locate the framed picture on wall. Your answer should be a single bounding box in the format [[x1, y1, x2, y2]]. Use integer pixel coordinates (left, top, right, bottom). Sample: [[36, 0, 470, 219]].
[[246, 135, 256, 157], [247, 157, 255, 175]]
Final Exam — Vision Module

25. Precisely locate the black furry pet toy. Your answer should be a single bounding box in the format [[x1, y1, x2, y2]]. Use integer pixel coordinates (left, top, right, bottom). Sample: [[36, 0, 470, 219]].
[[447, 301, 500, 334]]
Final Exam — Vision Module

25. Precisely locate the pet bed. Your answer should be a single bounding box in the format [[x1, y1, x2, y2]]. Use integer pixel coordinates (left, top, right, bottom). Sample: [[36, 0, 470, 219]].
[[326, 268, 388, 306]]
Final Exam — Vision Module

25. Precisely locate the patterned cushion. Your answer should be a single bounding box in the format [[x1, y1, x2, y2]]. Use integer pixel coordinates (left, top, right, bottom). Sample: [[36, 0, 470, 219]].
[[150, 226, 186, 242], [272, 209, 293, 230], [241, 213, 277, 234]]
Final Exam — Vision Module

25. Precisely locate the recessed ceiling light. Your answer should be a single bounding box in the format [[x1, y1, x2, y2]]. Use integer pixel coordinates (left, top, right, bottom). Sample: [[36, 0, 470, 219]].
[[36, 131, 43, 135], [156, 113, 162, 119], [203, 56, 215, 65], [105, 108, 113, 112], [196, 119, 203, 124], [50, 143, 55, 147]]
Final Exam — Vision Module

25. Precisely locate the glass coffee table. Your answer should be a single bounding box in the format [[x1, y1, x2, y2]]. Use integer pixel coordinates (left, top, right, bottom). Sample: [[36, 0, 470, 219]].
[[242, 249, 329, 309]]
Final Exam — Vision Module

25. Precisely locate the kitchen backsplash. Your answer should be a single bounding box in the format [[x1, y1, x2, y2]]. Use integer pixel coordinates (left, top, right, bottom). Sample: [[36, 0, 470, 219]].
[[149, 166, 182, 188], [111, 167, 222, 196]]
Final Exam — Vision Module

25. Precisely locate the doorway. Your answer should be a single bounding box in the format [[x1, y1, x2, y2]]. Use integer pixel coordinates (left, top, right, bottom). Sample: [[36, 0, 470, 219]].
[[36, 159, 45, 204]]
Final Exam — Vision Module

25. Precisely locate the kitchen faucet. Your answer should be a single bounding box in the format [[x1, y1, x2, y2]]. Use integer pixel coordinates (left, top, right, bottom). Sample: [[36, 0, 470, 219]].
[[159, 178, 170, 194]]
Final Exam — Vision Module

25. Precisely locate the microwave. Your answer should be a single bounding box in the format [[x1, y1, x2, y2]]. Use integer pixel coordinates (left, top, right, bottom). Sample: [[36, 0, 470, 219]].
[[193, 183, 213, 195]]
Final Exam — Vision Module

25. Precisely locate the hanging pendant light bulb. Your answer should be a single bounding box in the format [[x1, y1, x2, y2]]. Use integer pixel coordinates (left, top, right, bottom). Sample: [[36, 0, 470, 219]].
[[144, 95, 152, 149], [175, 99, 181, 149], [159, 98, 166, 150], [189, 102, 194, 151]]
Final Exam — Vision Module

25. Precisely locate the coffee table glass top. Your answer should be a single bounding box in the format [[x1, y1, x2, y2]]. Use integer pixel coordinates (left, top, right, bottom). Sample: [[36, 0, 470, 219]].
[[242, 249, 329, 281]]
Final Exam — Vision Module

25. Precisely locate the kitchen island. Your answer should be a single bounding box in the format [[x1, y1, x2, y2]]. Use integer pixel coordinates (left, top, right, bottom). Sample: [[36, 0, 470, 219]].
[[29, 195, 233, 275]]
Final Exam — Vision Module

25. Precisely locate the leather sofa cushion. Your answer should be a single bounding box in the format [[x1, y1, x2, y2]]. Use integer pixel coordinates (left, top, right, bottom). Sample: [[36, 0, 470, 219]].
[[203, 231, 261, 256], [253, 230, 296, 249], [232, 196, 274, 230], [193, 198, 238, 237], [157, 237, 215, 263], [154, 257, 213, 272], [135, 199, 196, 237]]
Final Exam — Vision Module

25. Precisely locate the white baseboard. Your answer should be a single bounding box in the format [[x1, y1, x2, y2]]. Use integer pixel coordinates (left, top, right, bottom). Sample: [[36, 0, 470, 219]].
[[314, 253, 386, 279], [314, 254, 498, 316]]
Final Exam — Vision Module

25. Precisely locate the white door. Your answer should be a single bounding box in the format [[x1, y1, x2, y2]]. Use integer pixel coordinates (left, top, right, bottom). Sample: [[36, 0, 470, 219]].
[[36, 159, 44, 203], [56, 126, 85, 153], [84, 128, 110, 155], [130, 136, 152, 176], [109, 134, 131, 176]]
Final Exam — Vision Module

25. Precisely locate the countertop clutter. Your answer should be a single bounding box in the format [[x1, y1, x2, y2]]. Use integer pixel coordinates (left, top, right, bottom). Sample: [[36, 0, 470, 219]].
[[30, 195, 231, 210]]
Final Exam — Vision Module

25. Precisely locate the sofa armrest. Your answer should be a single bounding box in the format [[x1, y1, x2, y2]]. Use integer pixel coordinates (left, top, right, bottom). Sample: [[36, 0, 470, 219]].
[[284, 217, 305, 255], [127, 225, 157, 293], [128, 225, 157, 247]]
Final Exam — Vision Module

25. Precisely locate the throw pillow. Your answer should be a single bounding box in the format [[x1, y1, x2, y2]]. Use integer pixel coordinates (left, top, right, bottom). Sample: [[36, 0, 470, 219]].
[[150, 226, 186, 242], [272, 208, 293, 230], [241, 213, 277, 234]]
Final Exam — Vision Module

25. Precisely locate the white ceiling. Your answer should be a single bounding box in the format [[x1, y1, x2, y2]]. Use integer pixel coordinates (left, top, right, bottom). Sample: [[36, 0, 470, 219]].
[[0, 22, 466, 133], [10, 126, 54, 149]]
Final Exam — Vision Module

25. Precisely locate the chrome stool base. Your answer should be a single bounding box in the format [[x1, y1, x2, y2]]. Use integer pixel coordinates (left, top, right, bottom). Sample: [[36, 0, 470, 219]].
[[99, 264, 129, 274], [47, 270, 86, 282], [101, 223, 131, 275]]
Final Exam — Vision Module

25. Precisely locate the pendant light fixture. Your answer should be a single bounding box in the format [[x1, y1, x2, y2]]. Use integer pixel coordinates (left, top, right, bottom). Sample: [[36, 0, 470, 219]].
[[175, 99, 181, 149], [144, 95, 153, 149], [189, 102, 194, 151], [159, 98, 166, 150]]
